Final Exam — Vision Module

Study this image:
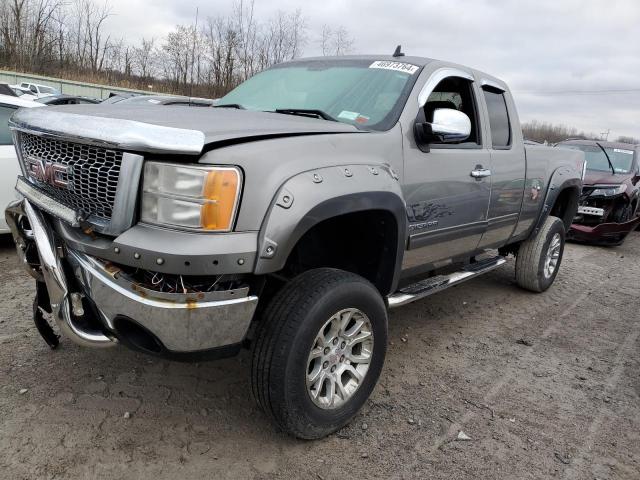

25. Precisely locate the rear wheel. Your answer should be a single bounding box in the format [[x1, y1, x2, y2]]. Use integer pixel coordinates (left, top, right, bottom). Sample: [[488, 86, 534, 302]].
[[251, 268, 387, 439], [515, 216, 566, 292]]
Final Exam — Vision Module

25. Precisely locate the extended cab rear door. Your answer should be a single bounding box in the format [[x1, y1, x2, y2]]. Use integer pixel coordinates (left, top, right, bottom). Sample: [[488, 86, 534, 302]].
[[475, 80, 526, 248], [401, 67, 491, 272]]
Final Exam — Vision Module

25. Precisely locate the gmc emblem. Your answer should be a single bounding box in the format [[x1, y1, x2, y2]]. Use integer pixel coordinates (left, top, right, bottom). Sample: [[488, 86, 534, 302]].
[[25, 157, 68, 189]]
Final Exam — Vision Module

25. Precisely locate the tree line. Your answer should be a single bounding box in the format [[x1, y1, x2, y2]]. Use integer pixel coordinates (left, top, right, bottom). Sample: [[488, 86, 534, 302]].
[[0, 0, 354, 97], [522, 120, 638, 145]]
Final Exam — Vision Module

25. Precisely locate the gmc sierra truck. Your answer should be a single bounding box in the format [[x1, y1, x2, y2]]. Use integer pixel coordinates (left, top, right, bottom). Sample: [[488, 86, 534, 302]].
[[5, 54, 583, 439]]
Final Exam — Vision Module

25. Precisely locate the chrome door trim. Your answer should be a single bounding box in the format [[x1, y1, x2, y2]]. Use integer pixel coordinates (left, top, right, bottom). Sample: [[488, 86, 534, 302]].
[[417, 67, 475, 107], [480, 79, 506, 92]]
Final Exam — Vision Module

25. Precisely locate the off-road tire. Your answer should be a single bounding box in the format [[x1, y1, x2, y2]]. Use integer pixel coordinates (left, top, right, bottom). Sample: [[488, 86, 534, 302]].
[[251, 268, 387, 439], [515, 215, 565, 293]]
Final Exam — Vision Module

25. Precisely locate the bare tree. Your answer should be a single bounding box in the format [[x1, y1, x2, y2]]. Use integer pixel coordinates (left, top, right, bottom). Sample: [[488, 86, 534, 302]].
[[522, 120, 600, 144], [319, 24, 353, 56], [616, 135, 640, 145], [133, 37, 156, 79], [0, 0, 339, 97]]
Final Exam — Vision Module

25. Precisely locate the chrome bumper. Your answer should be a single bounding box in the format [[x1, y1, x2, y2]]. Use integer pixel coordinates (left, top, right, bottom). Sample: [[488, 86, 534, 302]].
[[5, 198, 259, 353]]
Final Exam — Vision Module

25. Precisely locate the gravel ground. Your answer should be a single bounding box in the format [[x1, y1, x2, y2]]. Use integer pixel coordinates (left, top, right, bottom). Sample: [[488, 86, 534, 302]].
[[0, 233, 639, 479]]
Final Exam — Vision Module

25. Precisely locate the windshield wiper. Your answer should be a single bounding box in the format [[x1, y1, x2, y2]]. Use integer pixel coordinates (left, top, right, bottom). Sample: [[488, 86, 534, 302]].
[[595, 141, 616, 175], [213, 103, 245, 109], [273, 108, 337, 122]]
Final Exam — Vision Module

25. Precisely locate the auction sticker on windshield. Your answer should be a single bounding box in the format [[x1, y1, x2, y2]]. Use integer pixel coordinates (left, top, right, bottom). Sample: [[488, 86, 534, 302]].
[[369, 61, 419, 74], [614, 148, 634, 155]]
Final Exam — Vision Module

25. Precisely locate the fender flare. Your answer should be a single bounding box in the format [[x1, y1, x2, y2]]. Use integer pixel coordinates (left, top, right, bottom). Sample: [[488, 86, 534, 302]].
[[254, 164, 407, 294], [533, 166, 582, 234]]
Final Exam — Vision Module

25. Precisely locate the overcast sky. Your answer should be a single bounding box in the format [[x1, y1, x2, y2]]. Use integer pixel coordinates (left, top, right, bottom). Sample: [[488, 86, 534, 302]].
[[106, 0, 640, 140]]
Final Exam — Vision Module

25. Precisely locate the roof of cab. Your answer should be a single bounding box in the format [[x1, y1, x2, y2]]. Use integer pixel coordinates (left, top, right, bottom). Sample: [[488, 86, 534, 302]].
[[281, 55, 509, 91]]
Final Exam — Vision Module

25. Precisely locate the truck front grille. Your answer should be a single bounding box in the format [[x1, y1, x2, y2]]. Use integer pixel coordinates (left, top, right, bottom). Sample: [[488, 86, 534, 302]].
[[19, 133, 123, 221]]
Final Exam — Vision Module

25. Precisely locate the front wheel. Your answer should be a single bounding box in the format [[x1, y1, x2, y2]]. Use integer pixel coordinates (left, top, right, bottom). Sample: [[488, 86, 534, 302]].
[[251, 268, 388, 439], [515, 215, 566, 292]]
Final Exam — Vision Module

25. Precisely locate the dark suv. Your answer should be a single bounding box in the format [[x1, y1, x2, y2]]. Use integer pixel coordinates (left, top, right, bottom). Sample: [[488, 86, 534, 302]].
[[559, 140, 640, 245]]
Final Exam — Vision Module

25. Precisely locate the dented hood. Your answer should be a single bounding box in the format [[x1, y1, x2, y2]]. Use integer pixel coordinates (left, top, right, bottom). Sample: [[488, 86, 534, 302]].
[[583, 170, 631, 186], [9, 104, 361, 155]]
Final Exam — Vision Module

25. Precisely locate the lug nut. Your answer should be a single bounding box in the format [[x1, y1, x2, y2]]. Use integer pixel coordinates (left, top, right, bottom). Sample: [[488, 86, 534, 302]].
[[341, 341, 346, 349], [323, 361, 329, 369], [333, 338, 338, 345], [324, 347, 330, 355], [340, 355, 345, 362], [330, 366, 336, 373]]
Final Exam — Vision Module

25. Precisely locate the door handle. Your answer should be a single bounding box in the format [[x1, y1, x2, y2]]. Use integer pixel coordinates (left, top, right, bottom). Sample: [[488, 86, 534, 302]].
[[470, 168, 491, 179]]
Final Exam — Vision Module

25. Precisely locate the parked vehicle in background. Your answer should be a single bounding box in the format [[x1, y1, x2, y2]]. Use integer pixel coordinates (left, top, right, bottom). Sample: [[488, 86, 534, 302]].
[[19, 82, 60, 98], [0, 94, 44, 233], [5, 54, 583, 438], [35, 95, 101, 106], [6, 84, 38, 100], [559, 140, 640, 245], [104, 94, 216, 107]]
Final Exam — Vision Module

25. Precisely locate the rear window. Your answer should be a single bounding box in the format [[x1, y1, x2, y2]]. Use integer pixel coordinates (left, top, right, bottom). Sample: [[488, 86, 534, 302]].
[[483, 88, 511, 148]]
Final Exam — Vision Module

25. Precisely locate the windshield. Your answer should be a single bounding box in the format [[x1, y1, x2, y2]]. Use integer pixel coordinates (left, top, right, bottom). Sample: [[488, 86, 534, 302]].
[[38, 86, 57, 94], [217, 59, 421, 130], [561, 144, 635, 174]]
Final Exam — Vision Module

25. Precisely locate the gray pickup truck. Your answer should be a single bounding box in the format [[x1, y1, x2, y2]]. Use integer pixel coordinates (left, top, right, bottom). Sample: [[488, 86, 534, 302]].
[[5, 54, 583, 438]]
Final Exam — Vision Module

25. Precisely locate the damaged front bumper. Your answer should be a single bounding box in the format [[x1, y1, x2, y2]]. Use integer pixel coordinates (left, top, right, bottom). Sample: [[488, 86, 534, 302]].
[[568, 216, 640, 245], [5, 198, 259, 358]]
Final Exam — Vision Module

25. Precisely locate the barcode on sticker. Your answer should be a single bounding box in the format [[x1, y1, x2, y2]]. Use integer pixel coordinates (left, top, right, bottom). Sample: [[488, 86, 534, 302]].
[[369, 61, 419, 74]]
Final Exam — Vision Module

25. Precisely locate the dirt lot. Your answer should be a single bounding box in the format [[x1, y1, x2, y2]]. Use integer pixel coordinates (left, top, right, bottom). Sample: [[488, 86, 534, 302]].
[[0, 233, 639, 480]]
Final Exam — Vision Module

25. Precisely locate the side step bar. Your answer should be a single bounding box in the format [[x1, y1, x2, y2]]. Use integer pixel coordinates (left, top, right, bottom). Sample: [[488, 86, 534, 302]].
[[387, 256, 507, 308]]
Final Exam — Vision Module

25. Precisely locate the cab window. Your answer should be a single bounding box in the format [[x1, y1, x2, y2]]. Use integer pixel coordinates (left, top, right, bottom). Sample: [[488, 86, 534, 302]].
[[483, 87, 511, 148], [424, 76, 480, 146]]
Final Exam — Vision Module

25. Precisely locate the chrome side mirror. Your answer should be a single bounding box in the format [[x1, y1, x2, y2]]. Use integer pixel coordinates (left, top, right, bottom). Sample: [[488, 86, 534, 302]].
[[414, 108, 471, 152], [429, 108, 471, 142]]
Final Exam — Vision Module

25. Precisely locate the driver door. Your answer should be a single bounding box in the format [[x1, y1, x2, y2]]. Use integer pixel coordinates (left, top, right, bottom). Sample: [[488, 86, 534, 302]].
[[402, 70, 491, 272]]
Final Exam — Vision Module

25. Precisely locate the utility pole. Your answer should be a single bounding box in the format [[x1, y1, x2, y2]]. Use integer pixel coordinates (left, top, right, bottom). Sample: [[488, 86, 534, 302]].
[[600, 129, 610, 141], [189, 7, 199, 99]]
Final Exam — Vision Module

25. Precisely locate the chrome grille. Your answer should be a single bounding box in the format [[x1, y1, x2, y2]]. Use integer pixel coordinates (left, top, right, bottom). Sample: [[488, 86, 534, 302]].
[[19, 133, 122, 221]]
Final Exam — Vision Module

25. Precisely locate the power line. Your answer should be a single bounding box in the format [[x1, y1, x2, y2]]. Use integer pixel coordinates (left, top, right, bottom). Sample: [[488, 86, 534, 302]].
[[515, 88, 640, 96]]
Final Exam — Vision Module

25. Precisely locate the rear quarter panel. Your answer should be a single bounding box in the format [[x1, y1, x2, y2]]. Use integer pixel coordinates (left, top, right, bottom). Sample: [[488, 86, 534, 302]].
[[512, 145, 584, 239]]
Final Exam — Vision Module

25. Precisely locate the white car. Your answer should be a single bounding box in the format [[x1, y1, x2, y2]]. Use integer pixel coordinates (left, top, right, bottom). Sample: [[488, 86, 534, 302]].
[[0, 94, 44, 233], [19, 82, 60, 98], [9, 85, 38, 101]]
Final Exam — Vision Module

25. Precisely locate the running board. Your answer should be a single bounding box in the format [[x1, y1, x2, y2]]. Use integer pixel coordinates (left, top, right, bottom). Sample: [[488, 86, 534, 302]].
[[387, 256, 507, 308]]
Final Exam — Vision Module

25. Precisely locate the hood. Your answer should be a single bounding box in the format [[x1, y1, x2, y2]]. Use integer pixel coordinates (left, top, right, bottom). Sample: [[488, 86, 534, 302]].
[[583, 170, 631, 186], [9, 104, 362, 156]]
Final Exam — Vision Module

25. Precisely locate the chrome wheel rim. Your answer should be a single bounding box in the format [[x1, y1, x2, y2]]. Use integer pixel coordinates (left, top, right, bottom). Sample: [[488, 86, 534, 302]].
[[544, 233, 562, 278], [306, 308, 374, 410]]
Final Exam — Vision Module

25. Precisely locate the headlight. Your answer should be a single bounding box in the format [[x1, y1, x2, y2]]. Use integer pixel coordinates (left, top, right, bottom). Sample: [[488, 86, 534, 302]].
[[590, 184, 627, 197], [141, 162, 241, 231]]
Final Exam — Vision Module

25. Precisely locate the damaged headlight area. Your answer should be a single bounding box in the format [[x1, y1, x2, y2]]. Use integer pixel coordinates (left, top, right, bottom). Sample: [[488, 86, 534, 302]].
[[589, 184, 627, 197], [141, 162, 242, 232]]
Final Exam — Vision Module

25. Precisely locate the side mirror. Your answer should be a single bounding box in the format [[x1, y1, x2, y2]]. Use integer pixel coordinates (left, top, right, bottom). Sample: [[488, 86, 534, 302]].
[[414, 108, 471, 151]]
